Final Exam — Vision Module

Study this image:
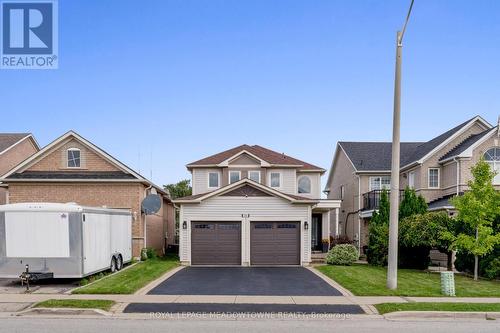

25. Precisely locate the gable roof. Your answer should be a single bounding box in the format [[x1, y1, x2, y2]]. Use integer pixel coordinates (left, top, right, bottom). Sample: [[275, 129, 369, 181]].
[[439, 127, 496, 162], [187, 144, 325, 172], [335, 116, 493, 173], [339, 141, 423, 171], [1, 131, 168, 196], [174, 178, 318, 204], [0, 133, 39, 154]]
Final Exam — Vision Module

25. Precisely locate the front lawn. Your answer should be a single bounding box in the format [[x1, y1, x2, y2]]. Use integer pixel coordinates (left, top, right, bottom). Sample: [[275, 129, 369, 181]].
[[316, 264, 500, 297], [72, 255, 179, 294], [375, 302, 500, 314], [34, 299, 115, 311]]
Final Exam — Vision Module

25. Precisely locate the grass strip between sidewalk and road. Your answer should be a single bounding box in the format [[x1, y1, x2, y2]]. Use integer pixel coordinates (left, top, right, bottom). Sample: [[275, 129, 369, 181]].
[[72, 255, 179, 294], [34, 299, 116, 312], [316, 264, 500, 297], [375, 302, 500, 314]]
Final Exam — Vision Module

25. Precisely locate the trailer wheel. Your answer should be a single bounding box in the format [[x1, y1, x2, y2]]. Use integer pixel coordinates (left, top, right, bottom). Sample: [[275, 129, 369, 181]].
[[116, 255, 123, 271], [110, 257, 117, 273]]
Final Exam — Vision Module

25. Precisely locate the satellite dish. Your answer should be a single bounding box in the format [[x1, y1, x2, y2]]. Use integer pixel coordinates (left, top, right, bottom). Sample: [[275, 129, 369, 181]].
[[141, 194, 161, 215]]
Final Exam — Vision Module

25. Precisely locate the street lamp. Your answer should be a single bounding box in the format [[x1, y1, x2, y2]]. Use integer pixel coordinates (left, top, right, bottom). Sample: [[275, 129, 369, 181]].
[[387, 0, 415, 290]]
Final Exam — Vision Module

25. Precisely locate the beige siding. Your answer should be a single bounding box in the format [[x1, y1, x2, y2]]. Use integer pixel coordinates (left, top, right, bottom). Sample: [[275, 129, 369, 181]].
[[192, 168, 221, 195], [179, 196, 310, 265], [267, 168, 296, 195], [296, 172, 322, 199], [228, 153, 260, 165]]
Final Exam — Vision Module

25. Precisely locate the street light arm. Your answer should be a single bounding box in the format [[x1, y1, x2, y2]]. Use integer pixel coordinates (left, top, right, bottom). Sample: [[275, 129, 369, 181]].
[[399, 0, 415, 45]]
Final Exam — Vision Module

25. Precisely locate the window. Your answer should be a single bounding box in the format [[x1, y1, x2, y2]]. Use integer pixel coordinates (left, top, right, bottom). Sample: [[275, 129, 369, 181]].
[[298, 176, 311, 194], [484, 147, 500, 185], [340, 185, 345, 200], [67, 148, 81, 168], [248, 170, 261, 183], [428, 168, 440, 188], [270, 172, 281, 188], [369, 176, 391, 191], [408, 171, 416, 189], [229, 171, 241, 184], [208, 172, 219, 188]]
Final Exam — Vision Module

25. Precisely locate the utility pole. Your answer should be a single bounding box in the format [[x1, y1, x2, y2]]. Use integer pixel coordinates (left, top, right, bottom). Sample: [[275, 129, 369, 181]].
[[387, 0, 415, 290]]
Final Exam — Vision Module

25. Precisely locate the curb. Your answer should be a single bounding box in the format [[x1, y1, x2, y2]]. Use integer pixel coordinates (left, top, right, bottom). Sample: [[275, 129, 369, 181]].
[[17, 307, 111, 317], [384, 311, 500, 321]]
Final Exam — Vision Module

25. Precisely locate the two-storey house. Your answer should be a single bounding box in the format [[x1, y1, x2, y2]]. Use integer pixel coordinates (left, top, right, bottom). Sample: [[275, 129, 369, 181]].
[[325, 115, 500, 255], [175, 145, 340, 266]]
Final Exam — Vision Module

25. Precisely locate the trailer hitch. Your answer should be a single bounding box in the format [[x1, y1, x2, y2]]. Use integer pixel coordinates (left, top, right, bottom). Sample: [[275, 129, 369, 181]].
[[19, 264, 30, 292], [19, 265, 54, 293]]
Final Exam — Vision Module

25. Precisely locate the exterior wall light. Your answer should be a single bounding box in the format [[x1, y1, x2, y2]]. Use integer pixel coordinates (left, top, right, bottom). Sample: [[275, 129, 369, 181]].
[[183, 221, 187, 230], [304, 221, 309, 230]]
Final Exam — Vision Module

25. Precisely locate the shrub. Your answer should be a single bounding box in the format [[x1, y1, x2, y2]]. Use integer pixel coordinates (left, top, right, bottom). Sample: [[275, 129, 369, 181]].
[[140, 248, 148, 261], [326, 244, 359, 265], [146, 248, 157, 259], [329, 235, 353, 248]]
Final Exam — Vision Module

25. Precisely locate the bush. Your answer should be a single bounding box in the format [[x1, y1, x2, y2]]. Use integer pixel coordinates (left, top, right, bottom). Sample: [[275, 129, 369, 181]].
[[455, 245, 500, 280], [326, 244, 359, 265], [398, 246, 431, 270], [140, 248, 148, 261], [146, 248, 157, 259]]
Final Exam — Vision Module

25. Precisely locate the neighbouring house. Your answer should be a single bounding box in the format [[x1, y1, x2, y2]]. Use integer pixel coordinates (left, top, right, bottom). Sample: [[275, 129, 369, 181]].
[[0, 131, 175, 257], [0, 133, 40, 204], [324, 115, 500, 255], [174, 145, 341, 266]]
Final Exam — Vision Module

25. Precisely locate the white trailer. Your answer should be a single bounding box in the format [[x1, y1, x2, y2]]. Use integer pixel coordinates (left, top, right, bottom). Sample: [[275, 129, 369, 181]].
[[0, 203, 132, 279]]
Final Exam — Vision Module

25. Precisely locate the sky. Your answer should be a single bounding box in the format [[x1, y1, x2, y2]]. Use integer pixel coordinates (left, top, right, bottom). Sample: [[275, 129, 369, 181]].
[[2, 0, 500, 188]]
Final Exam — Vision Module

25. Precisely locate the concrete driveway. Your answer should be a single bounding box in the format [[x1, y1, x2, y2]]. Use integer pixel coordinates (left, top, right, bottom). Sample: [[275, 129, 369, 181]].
[[147, 267, 342, 296]]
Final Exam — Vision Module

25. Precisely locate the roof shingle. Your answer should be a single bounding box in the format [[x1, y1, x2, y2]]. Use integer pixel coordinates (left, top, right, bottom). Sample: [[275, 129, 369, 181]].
[[0, 133, 30, 153]]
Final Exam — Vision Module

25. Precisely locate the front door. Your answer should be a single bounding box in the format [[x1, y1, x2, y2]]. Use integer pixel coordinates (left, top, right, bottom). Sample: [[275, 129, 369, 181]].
[[311, 214, 322, 251]]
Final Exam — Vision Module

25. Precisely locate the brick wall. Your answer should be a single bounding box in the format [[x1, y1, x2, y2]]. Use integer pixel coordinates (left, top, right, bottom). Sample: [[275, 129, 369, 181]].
[[27, 139, 119, 172]]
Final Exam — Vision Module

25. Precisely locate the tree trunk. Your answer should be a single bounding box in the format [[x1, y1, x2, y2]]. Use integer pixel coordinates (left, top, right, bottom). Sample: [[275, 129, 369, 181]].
[[474, 255, 479, 281], [446, 251, 453, 271]]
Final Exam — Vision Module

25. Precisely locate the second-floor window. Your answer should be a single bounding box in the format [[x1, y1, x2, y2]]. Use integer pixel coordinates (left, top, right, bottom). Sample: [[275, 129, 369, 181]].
[[369, 176, 390, 191], [229, 171, 241, 184], [248, 170, 260, 183], [408, 171, 416, 189], [484, 147, 500, 185], [67, 148, 81, 168], [428, 168, 440, 188], [297, 176, 311, 194], [270, 172, 281, 188], [208, 172, 219, 188]]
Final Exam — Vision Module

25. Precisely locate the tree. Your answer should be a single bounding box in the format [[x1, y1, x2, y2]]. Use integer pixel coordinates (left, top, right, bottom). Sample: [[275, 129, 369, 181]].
[[400, 212, 456, 270], [399, 186, 427, 220], [450, 159, 500, 280], [164, 179, 192, 200], [367, 190, 390, 266]]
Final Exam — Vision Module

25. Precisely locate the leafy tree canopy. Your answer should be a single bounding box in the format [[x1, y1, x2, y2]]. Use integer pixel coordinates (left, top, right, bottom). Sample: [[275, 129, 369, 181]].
[[164, 179, 192, 200]]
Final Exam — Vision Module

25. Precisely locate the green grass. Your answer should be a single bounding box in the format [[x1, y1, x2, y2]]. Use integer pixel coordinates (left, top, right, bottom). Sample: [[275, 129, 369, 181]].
[[72, 255, 179, 294], [34, 299, 115, 311], [375, 302, 500, 314], [316, 264, 500, 297]]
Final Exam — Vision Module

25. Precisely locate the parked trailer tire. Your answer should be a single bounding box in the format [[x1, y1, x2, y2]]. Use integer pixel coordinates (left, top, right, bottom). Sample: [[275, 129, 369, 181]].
[[116, 255, 123, 271], [110, 257, 117, 273]]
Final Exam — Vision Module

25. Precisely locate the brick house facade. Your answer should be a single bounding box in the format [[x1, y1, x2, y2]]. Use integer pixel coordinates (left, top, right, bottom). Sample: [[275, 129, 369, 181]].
[[1, 131, 175, 257]]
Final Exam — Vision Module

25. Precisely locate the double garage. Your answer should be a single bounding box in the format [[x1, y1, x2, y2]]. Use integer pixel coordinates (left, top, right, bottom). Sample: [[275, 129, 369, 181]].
[[191, 221, 300, 265]]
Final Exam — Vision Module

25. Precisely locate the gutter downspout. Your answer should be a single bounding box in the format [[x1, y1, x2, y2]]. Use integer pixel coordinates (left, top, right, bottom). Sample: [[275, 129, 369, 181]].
[[355, 173, 361, 255]]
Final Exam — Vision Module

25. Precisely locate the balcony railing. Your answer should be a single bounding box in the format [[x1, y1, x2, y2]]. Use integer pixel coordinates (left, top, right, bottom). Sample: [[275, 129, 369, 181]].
[[362, 190, 405, 211]]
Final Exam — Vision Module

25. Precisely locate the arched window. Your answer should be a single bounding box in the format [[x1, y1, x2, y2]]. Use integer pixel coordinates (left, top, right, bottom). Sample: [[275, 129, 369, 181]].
[[484, 148, 500, 185], [67, 148, 81, 168], [298, 176, 311, 194]]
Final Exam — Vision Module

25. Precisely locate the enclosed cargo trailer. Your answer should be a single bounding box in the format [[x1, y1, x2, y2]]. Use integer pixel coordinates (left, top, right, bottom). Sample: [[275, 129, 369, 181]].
[[0, 203, 132, 278]]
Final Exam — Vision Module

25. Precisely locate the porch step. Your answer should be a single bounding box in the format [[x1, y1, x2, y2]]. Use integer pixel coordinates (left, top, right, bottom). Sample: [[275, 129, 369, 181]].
[[311, 252, 327, 264]]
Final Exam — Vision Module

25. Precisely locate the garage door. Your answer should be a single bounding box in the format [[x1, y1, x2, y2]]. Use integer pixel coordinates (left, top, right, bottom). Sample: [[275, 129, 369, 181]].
[[250, 222, 300, 265], [191, 222, 241, 265]]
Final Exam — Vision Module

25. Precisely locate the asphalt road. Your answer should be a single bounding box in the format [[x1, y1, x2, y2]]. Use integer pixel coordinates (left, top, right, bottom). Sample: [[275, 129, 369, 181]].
[[1, 317, 499, 333]]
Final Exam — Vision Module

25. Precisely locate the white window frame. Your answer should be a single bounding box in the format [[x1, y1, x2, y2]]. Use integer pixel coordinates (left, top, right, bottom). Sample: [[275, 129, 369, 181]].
[[297, 176, 311, 194], [428, 168, 440, 189], [408, 171, 416, 189], [269, 172, 281, 188], [207, 171, 220, 189], [248, 170, 261, 183], [484, 147, 500, 185], [369, 176, 391, 191], [229, 170, 241, 184], [67, 148, 81, 168]]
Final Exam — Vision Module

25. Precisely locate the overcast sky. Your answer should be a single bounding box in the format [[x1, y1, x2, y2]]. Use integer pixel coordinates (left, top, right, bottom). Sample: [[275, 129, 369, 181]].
[[2, 0, 499, 188]]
